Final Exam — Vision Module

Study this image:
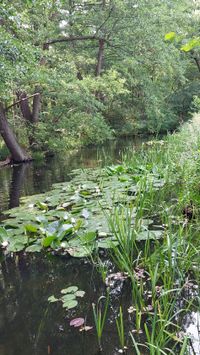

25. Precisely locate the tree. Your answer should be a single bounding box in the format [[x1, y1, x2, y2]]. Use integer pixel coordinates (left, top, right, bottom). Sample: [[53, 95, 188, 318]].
[[0, 0, 198, 161]]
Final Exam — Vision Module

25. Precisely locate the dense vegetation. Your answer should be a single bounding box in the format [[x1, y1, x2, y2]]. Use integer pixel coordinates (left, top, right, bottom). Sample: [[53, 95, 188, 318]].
[[1, 2, 200, 352], [0, 0, 200, 161], [1, 116, 200, 353]]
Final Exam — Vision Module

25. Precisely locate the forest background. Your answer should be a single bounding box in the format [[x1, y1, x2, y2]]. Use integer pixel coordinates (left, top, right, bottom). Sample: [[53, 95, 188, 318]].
[[0, 0, 200, 162]]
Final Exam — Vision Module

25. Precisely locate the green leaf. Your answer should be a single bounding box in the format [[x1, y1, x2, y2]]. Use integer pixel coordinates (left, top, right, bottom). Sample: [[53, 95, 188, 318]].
[[165, 32, 176, 41], [61, 286, 78, 294], [7, 241, 24, 252], [75, 290, 85, 298], [48, 295, 59, 303], [80, 231, 96, 244], [61, 294, 76, 301], [25, 224, 38, 233], [98, 238, 119, 249], [62, 300, 78, 309], [136, 230, 163, 241], [0, 227, 8, 242], [42, 235, 56, 247], [67, 245, 94, 257], [37, 202, 48, 211], [26, 244, 42, 252], [181, 38, 200, 52]]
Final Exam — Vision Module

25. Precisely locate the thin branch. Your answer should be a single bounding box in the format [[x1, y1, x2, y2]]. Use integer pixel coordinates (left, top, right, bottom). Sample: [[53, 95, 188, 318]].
[[6, 93, 40, 112], [193, 57, 200, 73], [96, 5, 114, 35], [45, 35, 97, 46]]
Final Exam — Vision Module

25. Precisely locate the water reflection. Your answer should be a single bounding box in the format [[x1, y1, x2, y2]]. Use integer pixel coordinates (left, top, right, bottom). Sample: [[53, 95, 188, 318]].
[[0, 254, 122, 355], [0, 137, 144, 214], [9, 164, 30, 209]]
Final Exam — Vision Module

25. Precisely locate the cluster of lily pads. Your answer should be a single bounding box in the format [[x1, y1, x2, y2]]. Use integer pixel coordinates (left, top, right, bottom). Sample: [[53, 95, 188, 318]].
[[0, 166, 164, 257], [48, 286, 85, 310]]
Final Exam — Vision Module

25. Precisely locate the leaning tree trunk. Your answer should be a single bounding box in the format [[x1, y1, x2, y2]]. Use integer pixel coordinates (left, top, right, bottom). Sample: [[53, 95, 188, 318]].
[[0, 103, 30, 163]]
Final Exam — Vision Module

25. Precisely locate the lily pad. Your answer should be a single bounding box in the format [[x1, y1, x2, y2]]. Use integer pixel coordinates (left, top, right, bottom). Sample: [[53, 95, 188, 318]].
[[48, 295, 59, 303], [137, 230, 163, 240], [62, 299, 78, 309], [61, 286, 78, 294], [75, 290, 85, 298], [70, 318, 85, 327], [25, 244, 43, 252], [61, 294, 76, 301]]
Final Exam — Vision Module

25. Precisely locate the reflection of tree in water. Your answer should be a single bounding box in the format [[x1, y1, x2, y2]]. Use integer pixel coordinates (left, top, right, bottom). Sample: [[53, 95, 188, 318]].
[[9, 164, 29, 209], [0, 136, 144, 213]]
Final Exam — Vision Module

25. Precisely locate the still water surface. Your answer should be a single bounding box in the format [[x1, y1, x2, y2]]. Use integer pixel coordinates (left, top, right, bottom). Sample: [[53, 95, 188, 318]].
[[0, 138, 141, 355], [0, 137, 199, 354], [0, 137, 142, 214]]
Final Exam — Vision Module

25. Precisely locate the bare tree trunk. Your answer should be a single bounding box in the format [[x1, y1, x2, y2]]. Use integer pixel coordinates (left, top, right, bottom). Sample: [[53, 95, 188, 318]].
[[0, 103, 31, 163], [17, 91, 33, 122], [32, 86, 41, 123], [95, 39, 105, 77]]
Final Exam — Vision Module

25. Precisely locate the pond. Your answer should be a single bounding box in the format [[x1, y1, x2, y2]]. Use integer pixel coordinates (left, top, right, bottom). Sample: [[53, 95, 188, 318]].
[[0, 137, 142, 355], [0, 137, 143, 215], [0, 253, 130, 355], [0, 135, 199, 354]]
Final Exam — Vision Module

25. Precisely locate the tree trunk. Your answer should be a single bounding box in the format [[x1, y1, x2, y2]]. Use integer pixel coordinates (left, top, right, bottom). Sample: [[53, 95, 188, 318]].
[[32, 86, 41, 123], [194, 56, 200, 73], [95, 39, 105, 77], [17, 91, 33, 122], [0, 103, 31, 163]]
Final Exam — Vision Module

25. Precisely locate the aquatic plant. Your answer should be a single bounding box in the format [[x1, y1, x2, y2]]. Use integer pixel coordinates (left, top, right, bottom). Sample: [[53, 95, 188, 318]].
[[48, 286, 85, 310], [92, 291, 110, 351], [116, 306, 127, 353]]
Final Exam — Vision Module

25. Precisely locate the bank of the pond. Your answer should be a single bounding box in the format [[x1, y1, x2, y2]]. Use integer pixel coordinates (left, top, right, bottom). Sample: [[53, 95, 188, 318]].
[[1, 116, 200, 354]]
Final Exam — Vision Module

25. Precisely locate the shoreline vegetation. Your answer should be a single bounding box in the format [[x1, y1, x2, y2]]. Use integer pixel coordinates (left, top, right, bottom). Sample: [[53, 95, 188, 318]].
[[1, 115, 200, 353]]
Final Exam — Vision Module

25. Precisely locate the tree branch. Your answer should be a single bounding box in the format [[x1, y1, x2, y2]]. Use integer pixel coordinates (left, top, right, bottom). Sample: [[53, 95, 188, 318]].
[[6, 93, 40, 112], [44, 35, 97, 47]]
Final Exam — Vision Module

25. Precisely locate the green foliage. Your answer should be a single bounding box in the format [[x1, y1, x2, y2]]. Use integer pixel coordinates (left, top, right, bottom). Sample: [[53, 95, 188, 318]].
[[48, 285, 85, 310], [0, 140, 9, 160], [0, 0, 199, 155]]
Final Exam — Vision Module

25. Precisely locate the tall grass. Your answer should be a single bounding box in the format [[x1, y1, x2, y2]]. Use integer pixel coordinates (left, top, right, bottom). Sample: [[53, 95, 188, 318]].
[[101, 116, 200, 353]]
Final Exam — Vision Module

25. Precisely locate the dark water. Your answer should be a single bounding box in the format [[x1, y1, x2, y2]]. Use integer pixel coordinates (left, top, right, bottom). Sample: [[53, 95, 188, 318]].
[[0, 138, 199, 354], [0, 138, 140, 355], [0, 137, 143, 214], [0, 253, 131, 355]]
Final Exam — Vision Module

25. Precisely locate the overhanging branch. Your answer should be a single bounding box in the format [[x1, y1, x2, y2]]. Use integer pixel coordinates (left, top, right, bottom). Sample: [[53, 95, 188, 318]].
[[44, 35, 97, 48], [6, 93, 40, 112]]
